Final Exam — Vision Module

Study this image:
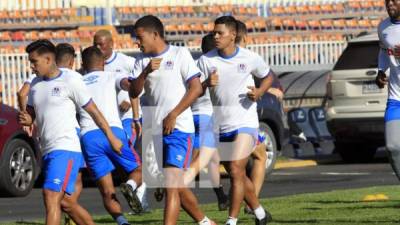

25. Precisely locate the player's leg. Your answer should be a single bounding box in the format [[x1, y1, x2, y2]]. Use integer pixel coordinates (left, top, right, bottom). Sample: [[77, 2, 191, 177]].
[[385, 101, 400, 180]]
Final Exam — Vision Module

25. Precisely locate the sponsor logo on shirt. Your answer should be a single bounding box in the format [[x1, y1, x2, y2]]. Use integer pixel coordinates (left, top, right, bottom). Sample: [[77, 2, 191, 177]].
[[176, 154, 183, 162], [237, 63, 247, 73], [83, 75, 99, 85], [53, 178, 61, 185], [51, 86, 61, 96], [165, 60, 174, 70]]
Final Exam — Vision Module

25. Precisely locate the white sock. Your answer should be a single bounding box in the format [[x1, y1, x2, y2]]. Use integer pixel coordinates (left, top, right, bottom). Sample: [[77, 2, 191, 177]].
[[254, 206, 266, 220], [225, 217, 237, 225], [126, 179, 137, 191], [198, 216, 211, 225], [136, 182, 148, 205]]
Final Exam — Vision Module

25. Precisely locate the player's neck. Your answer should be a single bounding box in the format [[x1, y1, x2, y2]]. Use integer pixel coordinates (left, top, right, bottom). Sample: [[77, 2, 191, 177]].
[[218, 44, 238, 58], [105, 51, 114, 61], [44, 66, 61, 80], [151, 41, 168, 56]]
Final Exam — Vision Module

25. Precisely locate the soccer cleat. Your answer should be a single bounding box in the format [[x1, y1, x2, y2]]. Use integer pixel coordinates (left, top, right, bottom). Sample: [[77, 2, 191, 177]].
[[120, 183, 143, 214], [218, 195, 229, 211], [154, 187, 165, 202], [255, 217, 267, 225]]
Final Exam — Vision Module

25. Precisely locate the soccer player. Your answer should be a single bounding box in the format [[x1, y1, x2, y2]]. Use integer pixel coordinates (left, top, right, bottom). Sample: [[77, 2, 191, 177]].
[[184, 33, 229, 211], [130, 15, 216, 225], [376, 0, 400, 181], [93, 30, 148, 211], [18, 39, 121, 225], [79, 46, 144, 224], [197, 16, 274, 225]]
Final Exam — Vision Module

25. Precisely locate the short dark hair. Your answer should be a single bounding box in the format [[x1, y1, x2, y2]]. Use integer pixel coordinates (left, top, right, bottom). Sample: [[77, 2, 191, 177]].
[[214, 16, 238, 33], [55, 43, 76, 64], [26, 39, 56, 55], [201, 33, 215, 54], [134, 15, 164, 39], [81, 46, 104, 70], [235, 20, 247, 44]]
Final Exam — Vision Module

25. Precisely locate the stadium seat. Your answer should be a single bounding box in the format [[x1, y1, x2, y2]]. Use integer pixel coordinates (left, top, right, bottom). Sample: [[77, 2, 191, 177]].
[[282, 19, 296, 30], [270, 6, 284, 16], [284, 5, 297, 15], [11, 31, 24, 42], [182, 6, 195, 17], [360, 0, 374, 11], [345, 19, 359, 29], [333, 19, 346, 29], [370, 18, 381, 27], [145, 7, 157, 15], [22, 9, 35, 23], [0, 11, 8, 23], [254, 18, 267, 32], [348, 1, 361, 12], [165, 24, 178, 35], [320, 4, 334, 14], [220, 4, 234, 14], [295, 20, 308, 30], [320, 19, 333, 29], [270, 18, 283, 30], [178, 23, 191, 35], [203, 22, 214, 33], [308, 20, 321, 30], [9, 10, 22, 23], [333, 2, 345, 13], [245, 21, 255, 33], [36, 9, 49, 22], [296, 5, 309, 14], [358, 19, 372, 29], [190, 23, 203, 35], [308, 4, 322, 14], [373, 0, 385, 10]]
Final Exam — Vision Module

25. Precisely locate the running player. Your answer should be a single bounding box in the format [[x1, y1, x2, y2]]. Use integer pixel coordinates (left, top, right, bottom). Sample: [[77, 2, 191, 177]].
[[93, 30, 148, 210], [197, 16, 273, 225], [376, 0, 400, 181], [183, 33, 229, 211], [18, 39, 121, 225], [130, 15, 216, 225], [79, 46, 144, 224]]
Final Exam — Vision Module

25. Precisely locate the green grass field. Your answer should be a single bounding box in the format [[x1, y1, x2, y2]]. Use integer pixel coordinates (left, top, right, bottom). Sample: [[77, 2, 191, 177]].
[[8, 185, 400, 225]]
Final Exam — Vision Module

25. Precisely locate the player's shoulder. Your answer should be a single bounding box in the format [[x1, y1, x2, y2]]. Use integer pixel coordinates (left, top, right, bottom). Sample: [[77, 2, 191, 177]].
[[378, 17, 392, 31], [199, 48, 218, 62], [116, 51, 135, 61]]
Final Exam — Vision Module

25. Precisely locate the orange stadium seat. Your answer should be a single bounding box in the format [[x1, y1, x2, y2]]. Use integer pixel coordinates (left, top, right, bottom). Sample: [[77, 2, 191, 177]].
[[0, 11, 8, 23], [132, 7, 145, 15], [209, 5, 222, 15], [320, 4, 334, 13], [178, 23, 191, 35], [295, 20, 308, 30], [282, 19, 296, 30], [348, 1, 361, 11], [9, 10, 22, 23], [270, 18, 283, 30], [247, 7, 258, 16], [49, 8, 62, 20], [220, 4, 233, 14], [308, 20, 321, 30], [360, 1, 374, 10], [284, 5, 297, 15], [190, 23, 203, 35], [11, 31, 24, 41], [320, 19, 333, 29], [244, 21, 255, 32], [234, 5, 247, 15], [165, 24, 178, 35], [270, 6, 284, 15], [37, 9, 49, 22], [333, 3, 345, 12], [345, 19, 359, 29], [171, 6, 184, 16], [183, 6, 195, 16], [145, 7, 157, 15], [370, 18, 381, 27], [0, 31, 12, 42], [333, 19, 346, 29], [308, 4, 321, 14], [22, 9, 35, 22], [203, 22, 214, 33], [254, 18, 267, 32], [373, 0, 385, 9], [296, 5, 309, 14], [358, 19, 372, 29], [158, 6, 171, 17]]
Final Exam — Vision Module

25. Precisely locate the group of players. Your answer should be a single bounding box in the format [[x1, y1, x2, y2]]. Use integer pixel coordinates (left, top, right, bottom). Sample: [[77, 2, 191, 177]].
[[17, 14, 284, 225]]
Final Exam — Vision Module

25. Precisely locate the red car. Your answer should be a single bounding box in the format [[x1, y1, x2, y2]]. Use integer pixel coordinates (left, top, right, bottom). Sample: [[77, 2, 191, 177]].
[[0, 103, 40, 197]]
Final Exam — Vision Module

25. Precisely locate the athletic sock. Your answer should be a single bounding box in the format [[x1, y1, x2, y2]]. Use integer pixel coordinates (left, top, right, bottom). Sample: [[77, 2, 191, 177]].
[[126, 179, 137, 191], [225, 216, 238, 225], [198, 216, 211, 225], [115, 215, 129, 225], [254, 206, 266, 220], [213, 185, 226, 201]]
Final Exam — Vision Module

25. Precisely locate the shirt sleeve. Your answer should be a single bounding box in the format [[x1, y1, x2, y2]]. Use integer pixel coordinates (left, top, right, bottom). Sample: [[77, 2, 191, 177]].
[[127, 55, 136, 74], [24, 74, 37, 85], [132, 56, 145, 79], [114, 72, 132, 91], [251, 53, 271, 78], [378, 48, 390, 71], [68, 74, 93, 108], [179, 47, 201, 83]]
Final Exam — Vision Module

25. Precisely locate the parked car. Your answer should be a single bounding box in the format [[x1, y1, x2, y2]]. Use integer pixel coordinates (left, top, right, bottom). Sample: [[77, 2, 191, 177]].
[[0, 103, 40, 196], [326, 33, 385, 162]]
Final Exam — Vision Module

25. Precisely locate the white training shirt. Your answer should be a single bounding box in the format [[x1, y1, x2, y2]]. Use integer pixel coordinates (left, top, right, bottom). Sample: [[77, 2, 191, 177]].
[[79, 70, 128, 135], [27, 68, 91, 155], [104, 51, 138, 120], [24, 74, 37, 84], [133, 45, 200, 134], [378, 17, 400, 101], [197, 47, 270, 133], [191, 59, 213, 116]]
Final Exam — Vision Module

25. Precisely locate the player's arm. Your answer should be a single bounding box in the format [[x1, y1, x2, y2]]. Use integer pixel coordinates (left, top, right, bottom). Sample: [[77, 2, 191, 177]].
[[17, 83, 30, 112], [247, 70, 274, 102], [376, 47, 390, 89], [163, 76, 202, 135], [130, 58, 161, 98], [83, 100, 123, 154], [18, 105, 35, 126]]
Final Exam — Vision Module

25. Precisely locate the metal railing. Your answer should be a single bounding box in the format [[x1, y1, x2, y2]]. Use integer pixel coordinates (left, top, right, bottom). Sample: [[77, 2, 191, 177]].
[[0, 41, 346, 109]]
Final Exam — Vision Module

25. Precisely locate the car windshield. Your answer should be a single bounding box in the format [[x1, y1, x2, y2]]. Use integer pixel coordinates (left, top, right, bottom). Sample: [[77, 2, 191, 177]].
[[333, 41, 379, 70]]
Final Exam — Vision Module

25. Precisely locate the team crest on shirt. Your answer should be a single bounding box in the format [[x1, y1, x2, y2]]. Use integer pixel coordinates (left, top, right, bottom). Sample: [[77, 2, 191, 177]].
[[165, 60, 174, 70], [237, 63, 247, 73], [115, 69, 121, 72], [51, 86, 61, 96]]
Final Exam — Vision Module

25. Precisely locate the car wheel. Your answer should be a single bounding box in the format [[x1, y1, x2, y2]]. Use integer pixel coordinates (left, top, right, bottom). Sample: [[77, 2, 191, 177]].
[[335, 141, 377, 163], [0, 139, 37, 197], [259, 122, 278, 176]]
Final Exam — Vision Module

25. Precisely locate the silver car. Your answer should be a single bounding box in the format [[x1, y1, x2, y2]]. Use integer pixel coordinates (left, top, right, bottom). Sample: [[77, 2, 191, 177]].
[[326, 34, 386, 162]]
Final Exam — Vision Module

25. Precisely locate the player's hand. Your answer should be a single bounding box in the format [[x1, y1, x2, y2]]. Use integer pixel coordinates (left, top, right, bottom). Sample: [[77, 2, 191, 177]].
[[207, 70, 219, 87], [375, 70, 388, 89], [247, 86, 262, 101], [110, 136, 123, 154], [119, 100, 131, 113], [131, 119, 142, 138], [144, 58, 162, 74], [268, 88, 284, 102], [163, 112, 177, 135], [18, 111, 33, 126], [22, 125, 34, 137]]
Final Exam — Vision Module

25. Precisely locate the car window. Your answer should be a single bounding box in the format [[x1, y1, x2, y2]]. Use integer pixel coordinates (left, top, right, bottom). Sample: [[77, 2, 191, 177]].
[[333, 41, 379, 70]]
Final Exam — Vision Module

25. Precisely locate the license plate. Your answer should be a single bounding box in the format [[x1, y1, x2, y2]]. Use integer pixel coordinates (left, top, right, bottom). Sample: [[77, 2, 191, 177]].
[[362, 81, 381, 94]]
